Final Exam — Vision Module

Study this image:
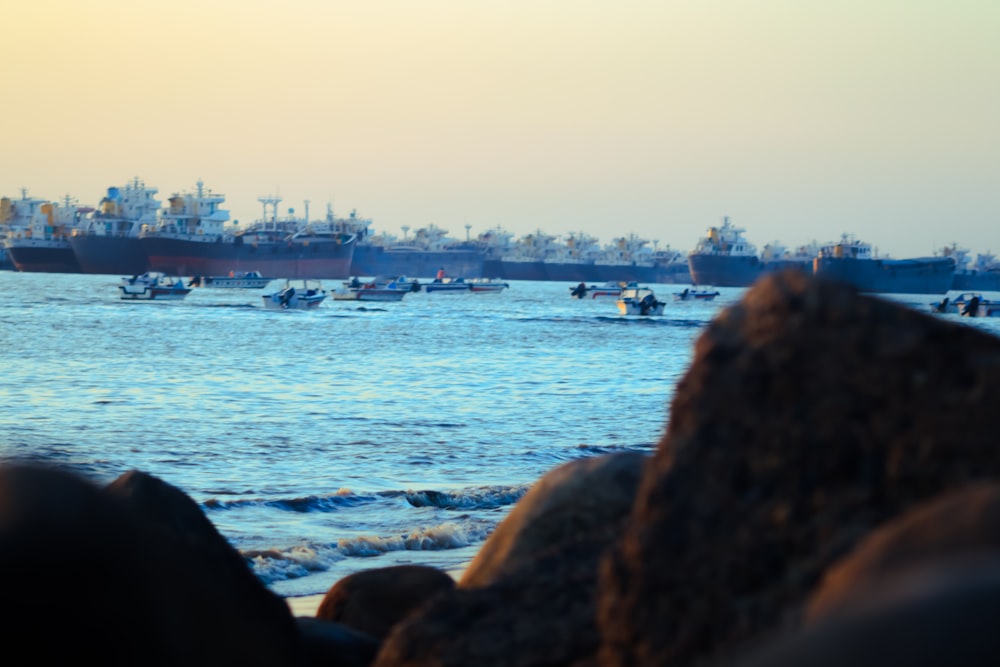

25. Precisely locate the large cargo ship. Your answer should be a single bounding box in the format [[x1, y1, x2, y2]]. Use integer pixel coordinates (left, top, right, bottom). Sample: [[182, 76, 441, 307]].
[[813, 234, 955, 294], [2, 191, 86, 273], [497, 230, 557, 281], [348, 221, 486, 279], [141, 187, 356, 279], [542, 231, 601, 282], [687, 217, 765, 287], [68, 178, 161, 275], [687, 217, 815, 287], [938, 244, 1000, 292]]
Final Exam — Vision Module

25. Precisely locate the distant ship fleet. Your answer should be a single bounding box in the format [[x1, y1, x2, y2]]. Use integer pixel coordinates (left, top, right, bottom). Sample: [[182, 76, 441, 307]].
[[1, 181, 995, 295]]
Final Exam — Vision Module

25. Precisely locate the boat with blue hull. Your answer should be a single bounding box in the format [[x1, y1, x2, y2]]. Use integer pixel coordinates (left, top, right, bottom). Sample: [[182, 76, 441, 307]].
[[813, 234, 955, 295]]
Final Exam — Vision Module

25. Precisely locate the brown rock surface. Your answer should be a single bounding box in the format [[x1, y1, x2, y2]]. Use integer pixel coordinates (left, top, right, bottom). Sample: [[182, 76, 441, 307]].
[[460, 451, 648, 588], [806, 482, 1000, 620], [372, 452, 648, 667], [596, 270, 1000, 667], [316, 564, 455, 640], [0, 463, 306, 665]]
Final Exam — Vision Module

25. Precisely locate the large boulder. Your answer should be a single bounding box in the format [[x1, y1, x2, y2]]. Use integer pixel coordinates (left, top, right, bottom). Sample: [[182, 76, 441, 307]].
[[460, 451, 648, 588], [732, 560, 1000, 667], [372, 452, 648, 667], [105, 469, 306, 664], [316, 565, 455, 639], [596, 270, 1000, 667], [0, 463, 308, 664], [806, 482, 1000, 620]]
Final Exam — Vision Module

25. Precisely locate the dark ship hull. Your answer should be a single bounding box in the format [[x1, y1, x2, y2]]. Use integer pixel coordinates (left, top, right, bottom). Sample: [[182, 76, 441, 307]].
[[687, 253, 764, 287], [497, 260, 548, 281], [542, 261, 599, 282], [5, 242, 81, 273], [69, 235, 149, 275], [813, 256, 955, 294], [952, 270, 1000, 292], [650, 262, 693, 284], [350, 245, 485, 279], [142, 235, 356, 279]]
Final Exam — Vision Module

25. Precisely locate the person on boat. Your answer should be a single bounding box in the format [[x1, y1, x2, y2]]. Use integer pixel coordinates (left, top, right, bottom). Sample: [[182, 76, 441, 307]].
[[933, 296, 949, 313], [279, 286, 295, 308], [962, 295, 981, 317], [571, 282, 588, 299], [349, 276, 361, 288], [640, 293, 658, 315], [681, 288, 689, 299], [435, 267, 446, 282]]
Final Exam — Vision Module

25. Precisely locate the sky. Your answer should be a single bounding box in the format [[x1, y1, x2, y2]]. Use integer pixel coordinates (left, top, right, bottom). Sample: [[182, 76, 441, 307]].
[[3, 0, 998, 258]]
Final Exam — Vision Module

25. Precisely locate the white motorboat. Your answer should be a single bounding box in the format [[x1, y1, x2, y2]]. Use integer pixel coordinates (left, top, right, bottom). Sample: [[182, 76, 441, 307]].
[[616, 285, 665, 316], [261, 280, 327, 310], [333, 276, 414, 301], [673, 286, 720, 301], [930, 292, 1000, 317], [118, 272, 192, 301], [569, 281, 625, 299]]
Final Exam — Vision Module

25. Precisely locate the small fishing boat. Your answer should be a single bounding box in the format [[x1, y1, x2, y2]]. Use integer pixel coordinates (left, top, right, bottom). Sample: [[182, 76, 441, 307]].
[[673, 286, 720, 301], [189, 271, 273, 289], [118, 272, 192, 301], [930, 292, 1000, 317], [424, 277, 471, 293], [616, 285, 666, 316], [467, 277, 509, 293], [569, 281, 625, 299], [333, 276, 411, 302], [261, 279, 327, 310]]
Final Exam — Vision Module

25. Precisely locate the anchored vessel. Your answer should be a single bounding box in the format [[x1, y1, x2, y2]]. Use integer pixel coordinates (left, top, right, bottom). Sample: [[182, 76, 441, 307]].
[[2, 191, 86, 273], [141, 188, 356, 279], [813, 234, 955, 295], [348, 220, 486, 279], [69, 178, 161, 275], [938, 244, 1000, 292]]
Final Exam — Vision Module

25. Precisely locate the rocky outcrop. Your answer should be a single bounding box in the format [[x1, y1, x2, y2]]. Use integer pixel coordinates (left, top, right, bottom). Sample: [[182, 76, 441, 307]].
[[0, 464, 307, 665], [371, 452, 648, 667], [597, 270, 1000, 667]]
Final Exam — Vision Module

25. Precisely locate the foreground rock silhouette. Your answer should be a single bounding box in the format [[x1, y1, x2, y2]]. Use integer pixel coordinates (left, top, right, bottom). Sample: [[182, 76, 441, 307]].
[[597, 270, 1000, 666], [6, 271, 1000, 666]]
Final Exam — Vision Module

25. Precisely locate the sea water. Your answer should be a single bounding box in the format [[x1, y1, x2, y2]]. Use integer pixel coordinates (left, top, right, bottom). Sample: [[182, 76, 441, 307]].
[[1, 271, 996, 600]]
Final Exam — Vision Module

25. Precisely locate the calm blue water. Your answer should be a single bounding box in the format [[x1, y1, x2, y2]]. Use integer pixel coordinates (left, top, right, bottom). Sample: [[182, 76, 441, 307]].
[[1, 271, 996, 600]]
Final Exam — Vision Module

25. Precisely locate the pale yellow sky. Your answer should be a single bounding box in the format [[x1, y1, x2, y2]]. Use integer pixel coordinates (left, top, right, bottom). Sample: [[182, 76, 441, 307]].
[[3, 1, 998, 257]]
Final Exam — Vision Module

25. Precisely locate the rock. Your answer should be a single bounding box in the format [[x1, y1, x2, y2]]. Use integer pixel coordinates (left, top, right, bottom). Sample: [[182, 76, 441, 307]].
[[0, 463, 308, 665], [296, 616, 382, 667], [104, 469, 306, 664], [316, 565, 455, 640], [373, 537, 610, 667], [372, 452, 648, 667], [806, 482, 1000, 620], [732, 560, 1000, 667], [460, 451, 648, 588], [596, 271, 1000, 667]]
